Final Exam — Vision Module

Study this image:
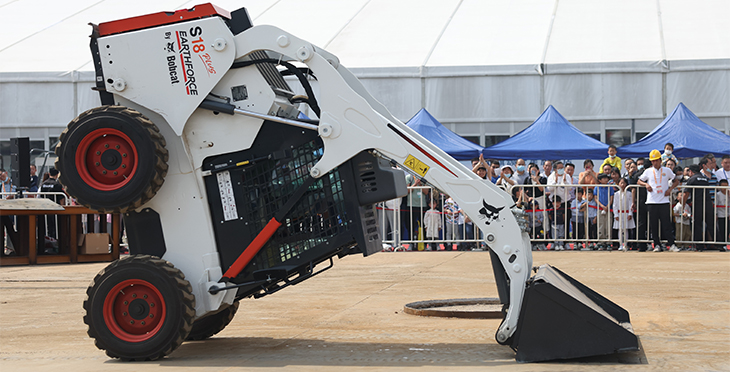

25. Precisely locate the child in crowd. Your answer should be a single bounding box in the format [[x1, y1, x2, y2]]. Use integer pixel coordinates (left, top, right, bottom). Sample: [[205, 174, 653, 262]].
[[612, 177, 635, 251], [594, 173, 615, 249], [585, 188, 598, 249], [549, 195, 567, 250], [600, 144, 622, 173], [673, 190, 692, 249], [443, 194, 464, 251], [661, 142, 679, 167], [571, 188, 587, 248], [527, 198, 545, 250], [422, 199, 442, 251], [717, 179, 729, 245]]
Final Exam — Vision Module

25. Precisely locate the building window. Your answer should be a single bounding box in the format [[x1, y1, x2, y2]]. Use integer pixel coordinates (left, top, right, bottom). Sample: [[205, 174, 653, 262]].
[[484, 135, 509, 147], [635, 132, 649, 142], [605, 130, 630, 147], [463, 136, 480, 146]]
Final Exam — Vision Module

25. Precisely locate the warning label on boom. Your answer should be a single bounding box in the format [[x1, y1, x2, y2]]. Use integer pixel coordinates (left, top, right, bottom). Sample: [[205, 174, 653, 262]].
[[403, 154, 430, 177]]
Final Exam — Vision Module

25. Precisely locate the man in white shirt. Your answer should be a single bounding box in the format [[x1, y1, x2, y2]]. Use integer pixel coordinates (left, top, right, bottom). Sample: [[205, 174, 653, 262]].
[[715, 154, 730, 182], [541, 160, 553, 178], [547, 161, 575, 204], [637, 150, 680, 252]]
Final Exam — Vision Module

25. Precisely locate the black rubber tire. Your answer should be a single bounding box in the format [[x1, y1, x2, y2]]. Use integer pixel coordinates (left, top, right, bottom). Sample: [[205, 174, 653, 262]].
[[186, 301, 239, 341], [83, 255, 195, 361], [55, 105, 168, 213]]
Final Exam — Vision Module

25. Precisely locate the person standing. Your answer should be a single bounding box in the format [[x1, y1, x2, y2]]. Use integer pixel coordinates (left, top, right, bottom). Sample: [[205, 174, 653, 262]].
[[628, 161, 649, 251], [700, 154, 718, 207], [422, 199, 442, 251], [571, 188, 587, 247], [523, 163, 548, 246], [716, 179, 729, 247], [443, 195, 464, 250], [612, 177, 636, 251], [547, 161, 574, 242], [637, 150, 679, 252], [29, 164, 39, 193], [1, 169, 18, 255], [594, 173, 614, 250], [714, 155, 730, 182], [512, 158, 529, 185], [579, 159, 598, 186], [39, 168, 66, 248], [541, 160, 553, 179]]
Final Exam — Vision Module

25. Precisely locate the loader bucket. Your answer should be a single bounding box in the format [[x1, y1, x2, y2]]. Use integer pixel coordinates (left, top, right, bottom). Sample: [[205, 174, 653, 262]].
[[510, 265, 639, 362]]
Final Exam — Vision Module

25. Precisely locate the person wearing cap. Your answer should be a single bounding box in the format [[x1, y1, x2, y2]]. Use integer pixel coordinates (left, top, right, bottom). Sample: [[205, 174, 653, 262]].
[[496, 164, 515, 190], [638, 149, 680, 252]]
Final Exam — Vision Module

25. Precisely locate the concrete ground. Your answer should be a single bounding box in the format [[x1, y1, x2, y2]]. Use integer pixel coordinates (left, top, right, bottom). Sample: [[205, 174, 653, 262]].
[[1, 251, 728, 372]]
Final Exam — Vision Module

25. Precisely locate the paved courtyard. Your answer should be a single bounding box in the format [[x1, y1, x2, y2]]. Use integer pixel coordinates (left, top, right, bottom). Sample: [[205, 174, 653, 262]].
[[1, 251, 728, 371]]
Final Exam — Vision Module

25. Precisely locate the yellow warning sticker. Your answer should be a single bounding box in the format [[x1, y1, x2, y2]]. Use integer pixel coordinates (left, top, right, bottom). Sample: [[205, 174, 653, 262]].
[[404, 154, 430, 177]]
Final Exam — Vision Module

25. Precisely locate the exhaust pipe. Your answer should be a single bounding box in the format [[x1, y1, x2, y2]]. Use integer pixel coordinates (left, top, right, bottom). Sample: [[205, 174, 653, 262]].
[[509, 265, 639, 362]]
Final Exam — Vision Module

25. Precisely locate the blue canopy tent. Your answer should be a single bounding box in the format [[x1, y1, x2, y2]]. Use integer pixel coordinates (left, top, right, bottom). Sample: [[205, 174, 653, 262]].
[[406, 108, 486, 160], [618, 103, 730, 158], [481, 105, 609, 160]]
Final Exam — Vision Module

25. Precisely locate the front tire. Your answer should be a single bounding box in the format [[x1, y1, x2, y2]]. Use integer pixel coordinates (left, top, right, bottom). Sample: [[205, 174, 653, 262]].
[[83, 255, 195, 361]]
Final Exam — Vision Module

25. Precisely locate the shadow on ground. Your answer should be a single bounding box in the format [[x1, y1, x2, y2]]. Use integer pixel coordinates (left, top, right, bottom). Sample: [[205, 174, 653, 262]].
[[104, 336, 647, 367]]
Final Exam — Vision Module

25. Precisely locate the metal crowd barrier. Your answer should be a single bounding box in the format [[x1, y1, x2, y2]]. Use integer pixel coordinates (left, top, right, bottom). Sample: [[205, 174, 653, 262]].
[[377, 183, 729, 251]]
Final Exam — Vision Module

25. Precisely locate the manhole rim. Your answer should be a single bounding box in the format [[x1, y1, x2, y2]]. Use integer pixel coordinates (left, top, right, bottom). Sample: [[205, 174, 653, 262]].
[[404, 297, 504, 319]]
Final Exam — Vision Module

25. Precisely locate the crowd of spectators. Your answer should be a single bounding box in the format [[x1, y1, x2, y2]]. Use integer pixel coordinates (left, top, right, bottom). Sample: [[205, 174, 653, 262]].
[[380, 143, 729, 252]]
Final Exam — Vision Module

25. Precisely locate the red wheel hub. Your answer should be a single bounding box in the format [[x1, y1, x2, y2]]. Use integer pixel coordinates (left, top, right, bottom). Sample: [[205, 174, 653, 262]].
[[75, 128, 138, 191], [103, 279, 166, 342]]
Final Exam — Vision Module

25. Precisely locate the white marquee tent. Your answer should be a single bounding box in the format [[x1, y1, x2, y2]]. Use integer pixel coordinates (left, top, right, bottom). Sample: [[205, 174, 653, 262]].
[[1, 0, 729, 166]]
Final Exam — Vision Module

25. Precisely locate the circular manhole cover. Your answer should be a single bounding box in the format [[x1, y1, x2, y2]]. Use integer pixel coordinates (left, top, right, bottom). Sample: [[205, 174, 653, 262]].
[[404, 298, 503, 319]]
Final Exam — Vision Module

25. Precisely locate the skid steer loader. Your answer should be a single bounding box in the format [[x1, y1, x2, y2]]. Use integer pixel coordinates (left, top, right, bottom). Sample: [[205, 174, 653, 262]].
[[56, 3, 638, 362]]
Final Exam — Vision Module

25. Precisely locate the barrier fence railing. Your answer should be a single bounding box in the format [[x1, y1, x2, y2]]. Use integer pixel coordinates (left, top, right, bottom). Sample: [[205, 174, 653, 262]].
[[377, 184, 729, 251]]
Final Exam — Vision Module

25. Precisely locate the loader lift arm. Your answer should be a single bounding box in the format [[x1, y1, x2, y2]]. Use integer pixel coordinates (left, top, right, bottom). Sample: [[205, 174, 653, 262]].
[[231, 24, 532, 344], [228, 23, 639, 361]]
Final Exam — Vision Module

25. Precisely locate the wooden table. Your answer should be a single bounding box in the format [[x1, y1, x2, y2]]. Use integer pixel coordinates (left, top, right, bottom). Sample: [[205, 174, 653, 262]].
[[0, 201, 120, 266]]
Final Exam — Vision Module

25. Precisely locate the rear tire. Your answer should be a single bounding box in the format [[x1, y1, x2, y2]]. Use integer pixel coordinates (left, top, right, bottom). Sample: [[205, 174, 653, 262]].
[[83, 255, 195, 361], [186, 301, 239, 341], [55, 105, 168, 213]]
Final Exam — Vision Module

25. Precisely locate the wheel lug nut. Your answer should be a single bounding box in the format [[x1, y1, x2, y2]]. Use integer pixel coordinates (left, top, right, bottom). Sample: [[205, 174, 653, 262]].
[[95, 162, 100, 166], [123, 301, 128, 305], [130, 320, 135, 324], [141, 321, 146, 325], [113, 171, 118, 175], [122, 153, 127, 158], [122, 312, 127, 316], [150, 303, 154, 307], [115, 145, 120, 149], [122, 164, 126, 168], [132, 294, 136, 298], [102, 170, 107, 175], [149, 314, 154, 318], [104, 144, 109, 148], [96, 151, 101, 155], [143, 295, 147, 299]]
